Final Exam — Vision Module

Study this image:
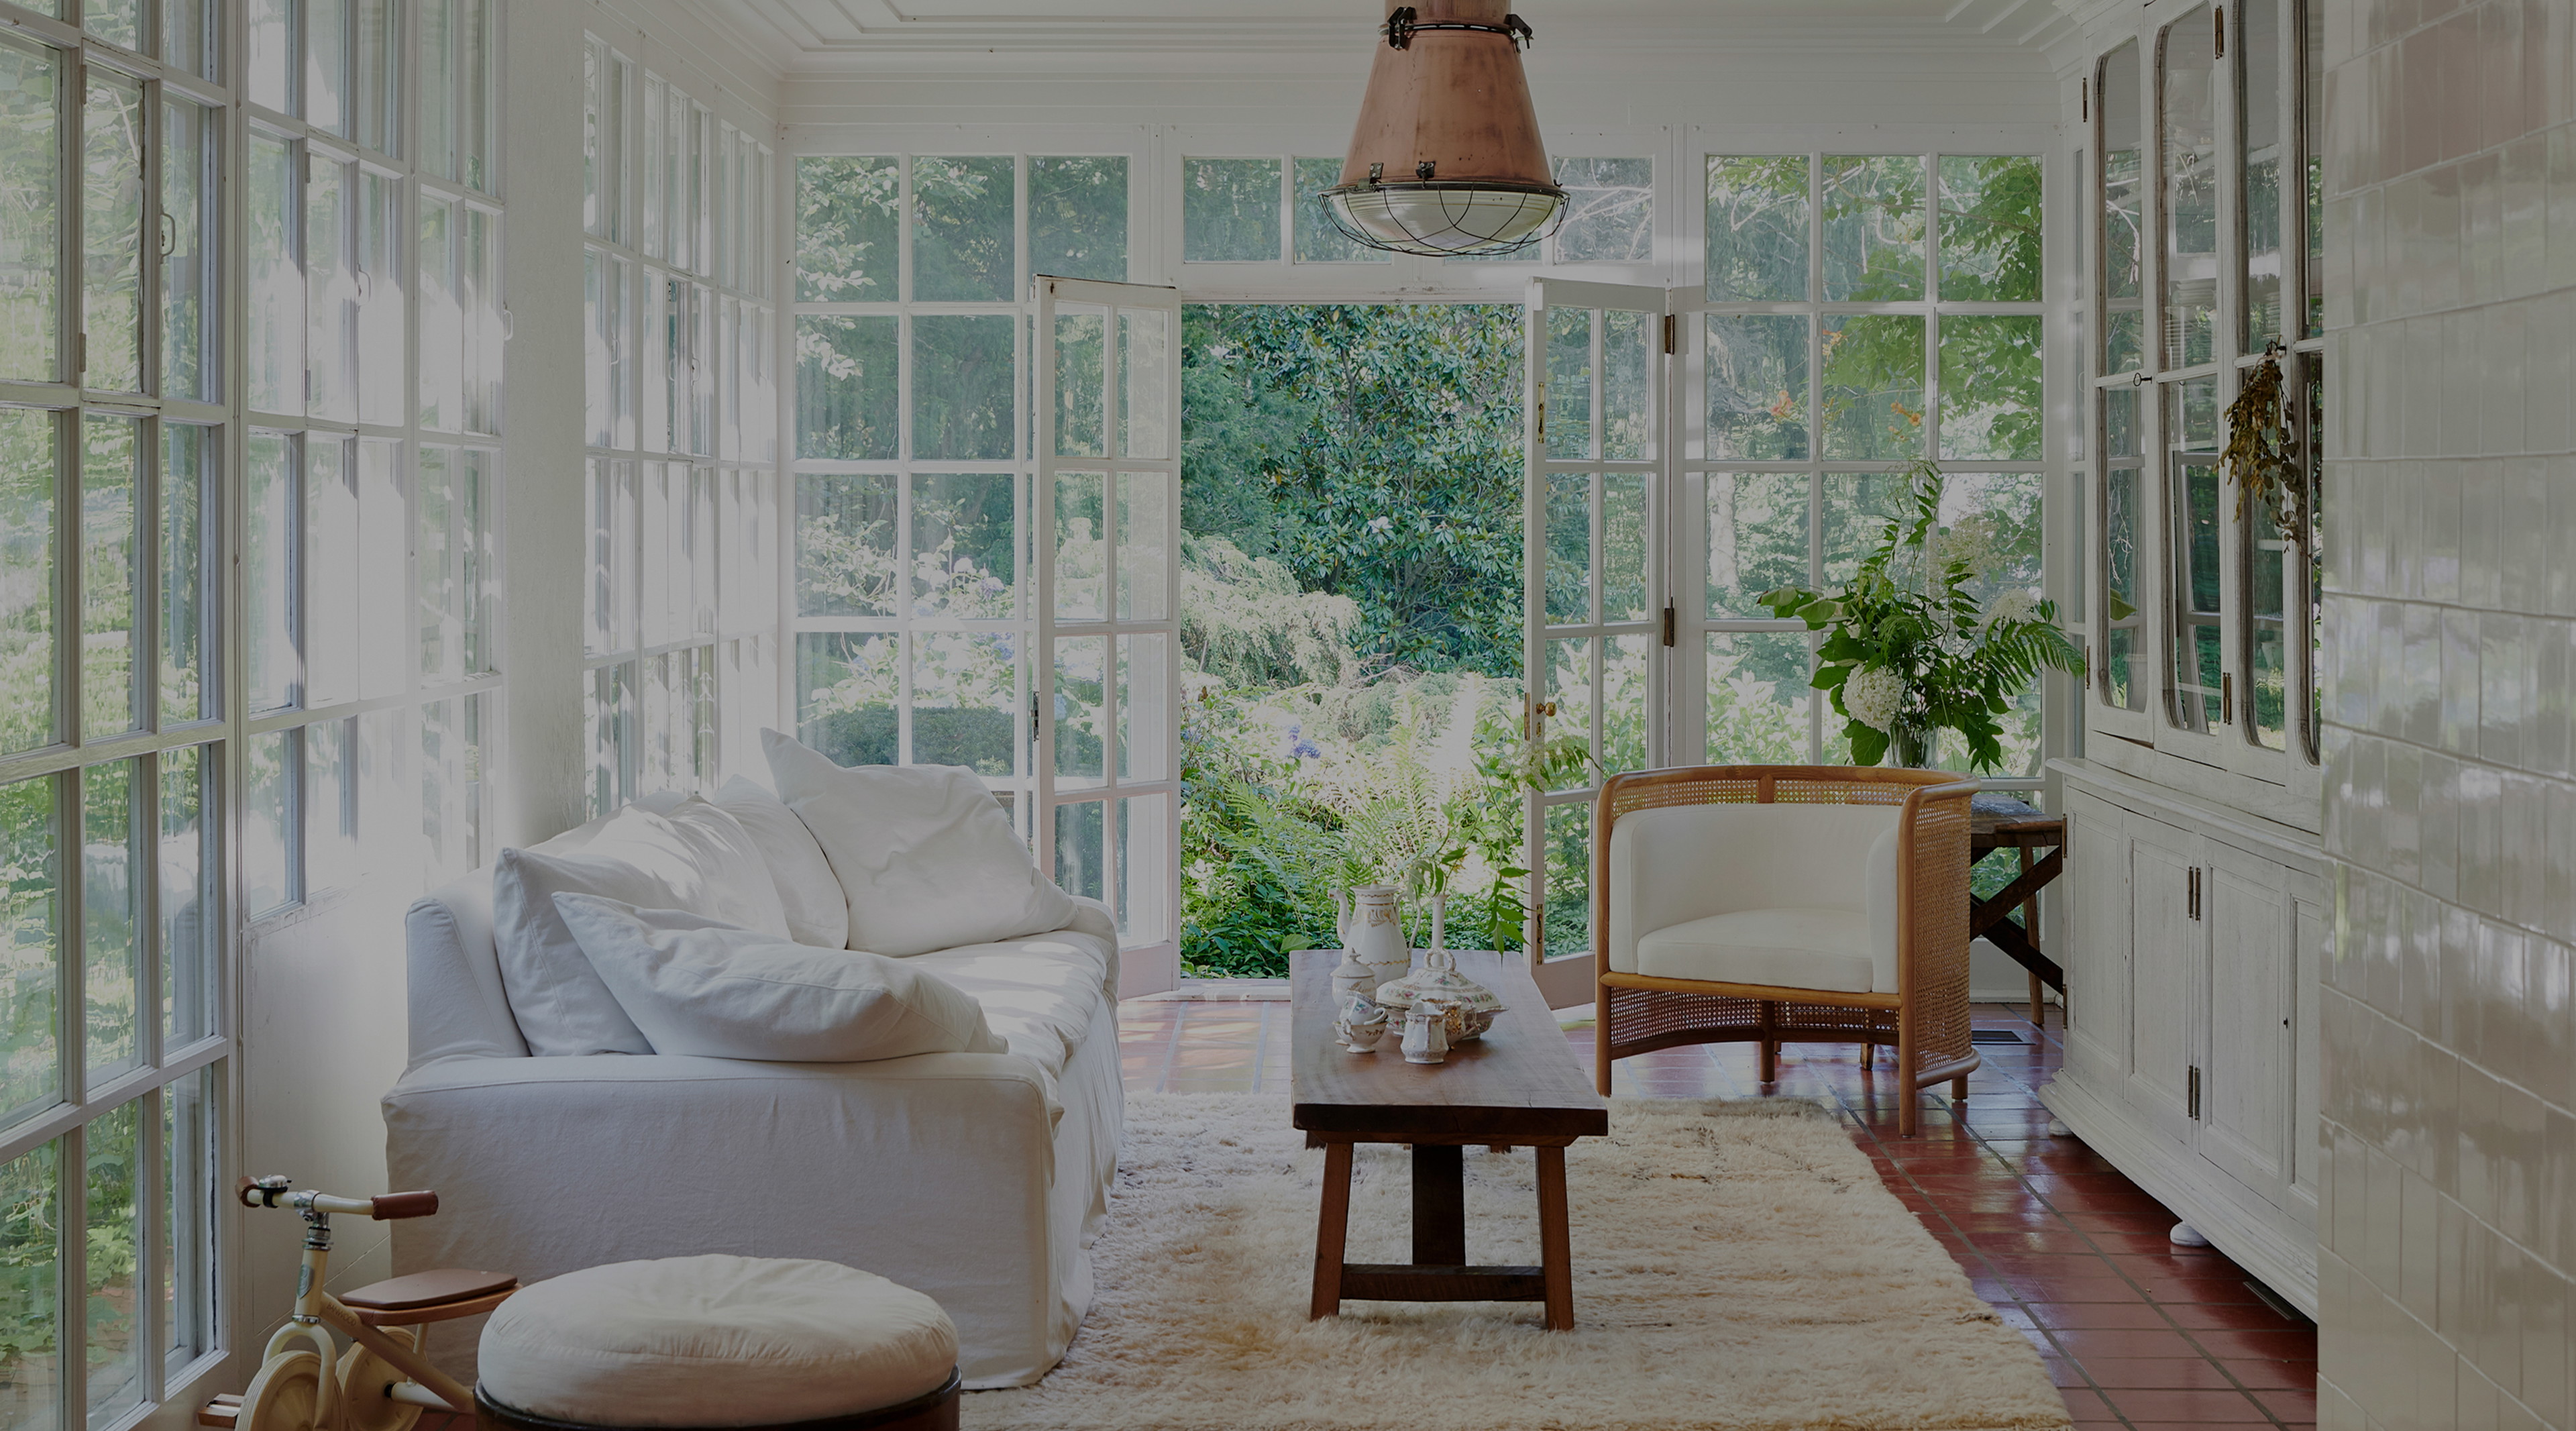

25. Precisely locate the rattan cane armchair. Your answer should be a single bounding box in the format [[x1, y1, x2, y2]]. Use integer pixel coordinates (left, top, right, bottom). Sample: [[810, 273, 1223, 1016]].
[[1591, 765, 1979, 1137]]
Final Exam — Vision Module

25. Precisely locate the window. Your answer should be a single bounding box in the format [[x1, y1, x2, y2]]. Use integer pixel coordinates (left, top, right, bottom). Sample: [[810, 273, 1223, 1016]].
[[1697, 152, 2048, 778], [790, 152, 1130, 833], [582, 41, 780, 814]]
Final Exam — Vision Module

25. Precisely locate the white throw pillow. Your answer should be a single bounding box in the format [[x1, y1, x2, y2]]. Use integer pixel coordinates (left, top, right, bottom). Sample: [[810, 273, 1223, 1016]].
[[492, 800, 790, 1057], [762, 729, 1073, 957], [551, 895, 1008, 1062], [710, 776, 849, 949]]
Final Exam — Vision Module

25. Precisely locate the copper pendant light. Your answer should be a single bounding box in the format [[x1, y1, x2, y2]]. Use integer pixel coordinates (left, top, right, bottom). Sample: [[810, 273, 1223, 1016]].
[[1318, 1, 1566, 258]]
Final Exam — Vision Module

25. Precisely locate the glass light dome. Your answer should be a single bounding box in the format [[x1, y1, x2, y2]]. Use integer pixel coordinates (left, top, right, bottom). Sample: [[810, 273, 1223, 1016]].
[[1318, 179, 1567, 258]]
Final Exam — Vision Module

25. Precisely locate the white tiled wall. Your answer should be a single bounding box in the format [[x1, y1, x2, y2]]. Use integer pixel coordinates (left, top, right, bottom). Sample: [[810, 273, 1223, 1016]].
[[2319, 3, 2576, 1427]]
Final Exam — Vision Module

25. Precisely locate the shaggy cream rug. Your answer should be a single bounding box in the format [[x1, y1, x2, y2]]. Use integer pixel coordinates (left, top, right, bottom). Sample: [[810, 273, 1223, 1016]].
[[965, 1094, 2070, 1431]]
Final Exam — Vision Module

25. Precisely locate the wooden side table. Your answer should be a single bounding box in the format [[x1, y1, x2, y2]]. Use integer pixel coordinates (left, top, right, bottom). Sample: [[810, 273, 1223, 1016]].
[[1970, 794, 2068, 1027]]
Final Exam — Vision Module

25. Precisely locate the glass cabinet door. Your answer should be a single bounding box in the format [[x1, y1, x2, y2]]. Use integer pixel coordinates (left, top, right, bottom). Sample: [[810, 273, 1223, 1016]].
[[2163, 378, 2224, 738]]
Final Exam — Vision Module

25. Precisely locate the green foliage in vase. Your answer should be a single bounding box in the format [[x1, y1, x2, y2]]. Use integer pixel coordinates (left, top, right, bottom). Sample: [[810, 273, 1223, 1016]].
[[1759, 462, 2084, 773]]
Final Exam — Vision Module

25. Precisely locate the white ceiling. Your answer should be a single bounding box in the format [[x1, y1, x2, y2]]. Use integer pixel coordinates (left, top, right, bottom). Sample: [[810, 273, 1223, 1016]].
[[679, 0, 2080, 70]]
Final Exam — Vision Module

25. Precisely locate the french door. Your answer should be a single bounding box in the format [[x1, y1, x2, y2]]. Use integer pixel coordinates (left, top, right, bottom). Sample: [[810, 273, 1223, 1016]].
[[1522, 280, 1674, 1008], [1032, 276, 1184, 995]]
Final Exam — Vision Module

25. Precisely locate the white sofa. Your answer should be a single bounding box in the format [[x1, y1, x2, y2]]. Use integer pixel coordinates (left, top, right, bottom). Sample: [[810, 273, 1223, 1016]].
[[380, 794, 1124, 1389]]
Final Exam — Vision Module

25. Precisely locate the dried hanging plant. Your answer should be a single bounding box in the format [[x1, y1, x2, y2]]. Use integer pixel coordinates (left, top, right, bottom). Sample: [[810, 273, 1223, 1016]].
[[2221, 343, 2302, 543]]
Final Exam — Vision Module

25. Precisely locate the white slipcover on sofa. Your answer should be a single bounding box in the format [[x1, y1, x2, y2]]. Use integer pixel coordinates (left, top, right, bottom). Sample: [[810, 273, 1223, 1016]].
[[381, 790, 1124, 1389]]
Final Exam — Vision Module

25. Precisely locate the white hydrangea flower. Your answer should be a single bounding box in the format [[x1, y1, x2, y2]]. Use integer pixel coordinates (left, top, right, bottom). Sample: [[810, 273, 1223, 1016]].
[[1841, 664, 1907, 733], [1981, 589, 2039, 631], [1927, 515, 2006, 582]]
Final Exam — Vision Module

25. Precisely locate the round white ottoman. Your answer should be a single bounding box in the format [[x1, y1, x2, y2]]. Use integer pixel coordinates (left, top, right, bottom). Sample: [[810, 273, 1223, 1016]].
[[474, 1256, 959, 1431]]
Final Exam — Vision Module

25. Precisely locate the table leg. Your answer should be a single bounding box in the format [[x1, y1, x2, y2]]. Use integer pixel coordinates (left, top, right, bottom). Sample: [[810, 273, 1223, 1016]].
[[2020, 846, 2042, 1027], [1310, 1141, 1354, 1320], [1535, 1145, 1573, 1330], [1413, 1145, 1465, 1266]]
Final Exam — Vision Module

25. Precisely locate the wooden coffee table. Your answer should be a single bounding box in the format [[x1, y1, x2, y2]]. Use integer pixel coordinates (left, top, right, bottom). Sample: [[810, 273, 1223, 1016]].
[[1290, 949, 1609, 1330]]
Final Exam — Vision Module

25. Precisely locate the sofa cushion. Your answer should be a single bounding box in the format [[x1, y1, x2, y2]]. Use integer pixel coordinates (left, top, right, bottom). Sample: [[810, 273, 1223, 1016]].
[[711, 776, 849, 949], [477, 1255, 957, 1426], [910, 930, 1114, 1079], [1634, 908, 1878, 994], [493, 800, 788, 1057], [763, 729, 1073, 957], [553, 896, 1006, 1062]]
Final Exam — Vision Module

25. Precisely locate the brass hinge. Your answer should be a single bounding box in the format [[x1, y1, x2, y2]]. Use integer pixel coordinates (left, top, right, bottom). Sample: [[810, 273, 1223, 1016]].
[[1660, 600, 1676, 647], [2221, 672, 2234, 725], [1662, 314, 1677, 354], [2214, 7, 2225, 58], [74, 331, 85, 374], [2188, 1065, 2201, 1119], [1534, 384, 1546, 441], [2080, 78, 2088, 123], [2187, 865, 2201, 920]]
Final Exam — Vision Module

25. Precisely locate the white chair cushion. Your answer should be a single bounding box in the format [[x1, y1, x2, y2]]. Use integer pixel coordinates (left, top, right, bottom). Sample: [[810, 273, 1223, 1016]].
[[763, 729, 1073, 958], [710, 775, 850, 949], [1607, 803, 1905, 992], [477, 1255, 957, 1426], [551, 895, 1007, 1063], [1633, 908, 1879, 994]]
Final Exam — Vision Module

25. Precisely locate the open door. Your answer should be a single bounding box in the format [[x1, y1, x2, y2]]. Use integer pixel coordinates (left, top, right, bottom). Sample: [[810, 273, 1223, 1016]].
[[1032, 276, 1183, 997], [1522, 279, 1672, 1010]]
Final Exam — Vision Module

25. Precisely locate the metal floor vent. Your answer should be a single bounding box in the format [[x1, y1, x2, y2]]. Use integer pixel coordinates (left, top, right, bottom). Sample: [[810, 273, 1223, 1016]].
[[1968, 1030, 2027, 1045]]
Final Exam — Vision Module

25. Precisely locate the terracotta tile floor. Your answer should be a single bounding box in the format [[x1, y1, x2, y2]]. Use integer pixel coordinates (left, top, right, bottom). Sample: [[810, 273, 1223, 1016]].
[[1120, 993, 2319, 1430]]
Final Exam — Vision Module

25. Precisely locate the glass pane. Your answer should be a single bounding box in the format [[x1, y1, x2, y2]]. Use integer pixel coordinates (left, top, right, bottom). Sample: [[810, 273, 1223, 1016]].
[[1118, 795, 1169, 943], [1544, 470, 1589, 624], [1118, 472, 1169, 621], [796, 156, 898, 301], [359, 172, 405, 427], [355, 0, 397, 152], [1030, 156, 1126, 282], [912, 315, 1014, 460], [2242, 0, 2284, 351], [1054, 472, 1106, 621], [1118, 635, 1168, 782], [1821, 155, 1924, 301], [911, 633, 1014, 775], [586, 661, 630, 814], [82, 72, 144, 394], [1820, 470, 1914, 588], [639, 277, 671, 454], [1707, 314, 1807, 460], [637, 76, 663, 259], [1541, 802, 1588, 961], [1603, 472, 1646, 623], [794, 315, 897, 461], [1601, 633, 1650, 774], [419, 195, 460, 430], [0, 1141, 58, 1423], [1120, 309, 1171, 459], [1053, 800, 1105, 904], [83, 1099, 142, 1427], [419, 693, 484, 877], [1053, 308, 1106, 458], [1937, 315, 2043, 460], [910, 156, 1013, 302], [2102, 386, 2147, 711], [79, 418, 140, 739], [164, 1069, 215, 1368], [1053, 635, 1107, 786], [1293, 156, 1388, 263], [0, 40, 56, 383], [1542, 637, 1592, 791], [463, 209, 499, 437], [1707, 631, 1813, 763], [244, 728, 294, 914], [1705, 155, 1808, 301], [250, 134, 301, 413], [457, 0, 490, 192], [0, 772, 55, 1129], [303, 439, 357, 704], [2165, 378, 2222, 732], [78, 762, 138, 1080], [795, 631, 897, 766], [1937, 156, 2041, 301], [1819, 313, 1925, 460], [166, 0, 214, 77], [0, 409, 52, 755], [160, 425, 209, 726], [248, 0, 290, 109], [1552, 156, 1652, 262], [1705, 471, 1807, 618], [1544, 307, 1593, 460], [2304, 2, 2323, 338], [1937, 470, 2045, 606], [2101, 39, 2145, 374], [797, 472, 895, 617], [307, 158, 355, 421], [910, 472, 1014, 619], [2161, 7, 2220, 369], [357, 439, 405, 698], [2247, 458, 2290, 751], [307, 0, 347, 133], [420, 0, 452, 178], [163, 99, 217, 403], [246, 433, 297, 711], [1602, 309, 1653, 461], [417, 447, 490, 682], [160, 744, 215, 1047], [1183, 158, 1281, 262]]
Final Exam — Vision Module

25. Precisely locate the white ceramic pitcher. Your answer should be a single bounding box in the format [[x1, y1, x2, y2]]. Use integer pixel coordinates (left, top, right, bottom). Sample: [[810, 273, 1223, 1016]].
[[1332, 885, 1412, 998]]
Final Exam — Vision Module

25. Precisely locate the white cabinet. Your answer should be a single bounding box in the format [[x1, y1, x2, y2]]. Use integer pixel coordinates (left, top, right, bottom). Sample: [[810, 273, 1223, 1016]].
[[2044, 761, 2323, 1316]]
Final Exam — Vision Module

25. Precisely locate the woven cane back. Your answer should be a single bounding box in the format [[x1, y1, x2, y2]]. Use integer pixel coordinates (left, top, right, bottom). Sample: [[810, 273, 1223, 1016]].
[[1591, 765, 1979, 1136]]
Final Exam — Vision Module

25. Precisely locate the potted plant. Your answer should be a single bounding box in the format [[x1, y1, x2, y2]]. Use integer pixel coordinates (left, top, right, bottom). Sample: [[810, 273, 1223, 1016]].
[[1758, 462, 2086, 773]]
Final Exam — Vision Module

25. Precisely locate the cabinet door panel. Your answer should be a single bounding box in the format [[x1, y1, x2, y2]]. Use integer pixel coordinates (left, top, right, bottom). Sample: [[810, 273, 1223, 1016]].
[[2290, 888, 2325, 1217], [2061, 792, 2131, 1084], [2201, 855, 2292, 1203], [2125, 821, 2203, 1147]]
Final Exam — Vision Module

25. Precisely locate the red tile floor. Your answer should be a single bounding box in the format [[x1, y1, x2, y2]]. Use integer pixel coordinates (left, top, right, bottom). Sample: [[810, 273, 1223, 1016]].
[[1120, 992, 2319, 1430]]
